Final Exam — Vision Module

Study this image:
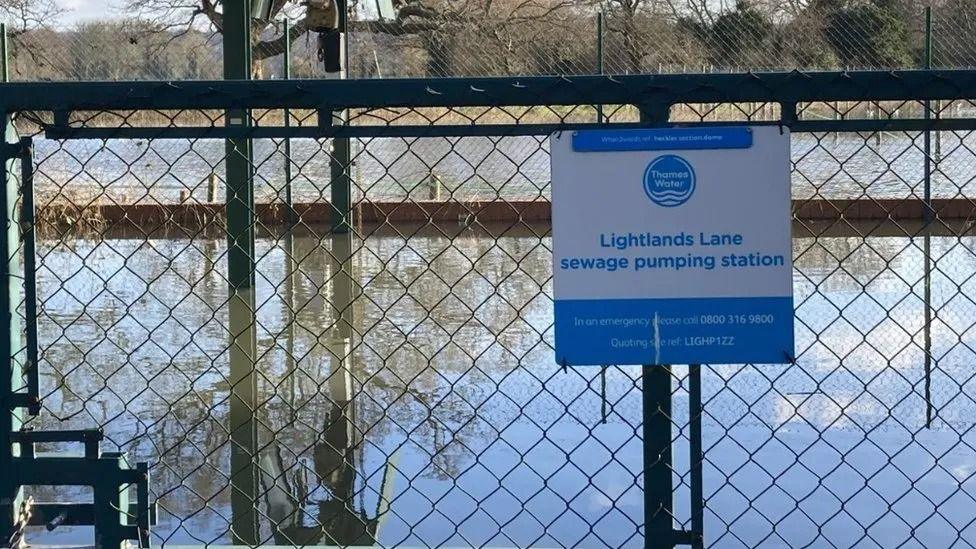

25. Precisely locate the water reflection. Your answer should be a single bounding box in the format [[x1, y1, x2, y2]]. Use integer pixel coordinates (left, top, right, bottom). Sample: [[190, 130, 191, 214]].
[[23, 223, 976, 548], [259, 231, 380, 546]]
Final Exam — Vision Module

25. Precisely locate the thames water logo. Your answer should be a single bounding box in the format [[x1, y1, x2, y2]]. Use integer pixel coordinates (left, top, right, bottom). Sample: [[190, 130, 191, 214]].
[[644, 155, 696, 207]]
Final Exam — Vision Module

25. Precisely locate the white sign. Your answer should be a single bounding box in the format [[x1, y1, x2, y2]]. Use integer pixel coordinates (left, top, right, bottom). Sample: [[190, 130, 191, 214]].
[[551, 126, 794, 366]]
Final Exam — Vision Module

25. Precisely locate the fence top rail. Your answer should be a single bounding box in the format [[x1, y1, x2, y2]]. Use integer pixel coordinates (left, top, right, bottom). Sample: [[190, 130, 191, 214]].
[[0, 70, 974, 112]]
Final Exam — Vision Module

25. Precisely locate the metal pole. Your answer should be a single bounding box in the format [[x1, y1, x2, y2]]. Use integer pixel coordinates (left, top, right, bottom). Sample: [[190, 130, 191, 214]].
[[923, 6, 934, 428], [0, 108, 24, 547], [223, 1, 259, 544], [596, 12, 604, 123], [924, 7, 933, 224], [643, 365, 673, 549], [1, 25, 25, 537], [329, 0, 352, 234], [689, 364, 704, 549], [638, 104, 675, 549], [225, 1, 255, 290], [283, 18, 294, 226], [1, 23, 8, 83], [282, 19, 299, 425]]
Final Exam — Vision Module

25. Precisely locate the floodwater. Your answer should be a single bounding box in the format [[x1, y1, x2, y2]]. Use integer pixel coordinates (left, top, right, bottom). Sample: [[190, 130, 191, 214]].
[[29, 131, 976, 204], [22, 222, 976, 548]]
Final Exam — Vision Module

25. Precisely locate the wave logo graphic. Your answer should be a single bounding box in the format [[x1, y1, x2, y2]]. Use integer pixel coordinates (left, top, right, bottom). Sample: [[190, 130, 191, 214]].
[[643, 155, 696, 207]]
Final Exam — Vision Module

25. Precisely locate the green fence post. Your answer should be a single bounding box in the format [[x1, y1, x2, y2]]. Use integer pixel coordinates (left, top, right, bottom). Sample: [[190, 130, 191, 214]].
[[0, 97, 25, 547], [689, 364, 704, 549], [223, 1, 259, 545], [282, 16, 299, 424], [1, 24, 22, 539], [0, 112, 22, 549], [596, 12, 604, 123], [330, 0, 352, 234], [643, 365, 674, 549], [923, 6, 934, 428], [637, 104, 676, 549], [1, 23, 8, 83], [283, 18, 295, 226]]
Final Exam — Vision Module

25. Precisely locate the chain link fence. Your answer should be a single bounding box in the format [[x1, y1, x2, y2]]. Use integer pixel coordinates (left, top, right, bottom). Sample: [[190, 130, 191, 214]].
[[1, 72, 975, 547], [4, 2, 976, 81]]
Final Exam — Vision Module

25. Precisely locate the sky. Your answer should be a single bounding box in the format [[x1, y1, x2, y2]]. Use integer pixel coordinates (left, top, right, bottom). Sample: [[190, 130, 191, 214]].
[[56, 0, 120, 24], [53, 0, 390, 26]]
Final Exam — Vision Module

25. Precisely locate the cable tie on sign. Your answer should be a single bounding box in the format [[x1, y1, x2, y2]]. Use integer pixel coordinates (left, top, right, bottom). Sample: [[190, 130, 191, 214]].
[[783, 350, 796, 365]]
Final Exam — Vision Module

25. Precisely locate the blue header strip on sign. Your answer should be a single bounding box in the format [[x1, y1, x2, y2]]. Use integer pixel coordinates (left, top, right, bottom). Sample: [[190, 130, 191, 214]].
[[572, 127, 753, 152]]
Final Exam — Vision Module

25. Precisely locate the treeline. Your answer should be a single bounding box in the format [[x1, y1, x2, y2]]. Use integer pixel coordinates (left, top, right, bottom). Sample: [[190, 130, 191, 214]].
[[4, 0, 976, 82], [387, 0, 976, 77]]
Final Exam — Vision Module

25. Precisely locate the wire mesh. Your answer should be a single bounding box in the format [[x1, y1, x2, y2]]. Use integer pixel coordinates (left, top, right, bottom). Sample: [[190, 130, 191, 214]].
[[6, 73, 976, 547], [4, 2, 976, 81]]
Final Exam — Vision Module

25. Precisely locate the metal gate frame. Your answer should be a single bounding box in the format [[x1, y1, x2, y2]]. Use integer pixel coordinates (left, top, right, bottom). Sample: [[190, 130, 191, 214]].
[[2, 69, 976, 547]]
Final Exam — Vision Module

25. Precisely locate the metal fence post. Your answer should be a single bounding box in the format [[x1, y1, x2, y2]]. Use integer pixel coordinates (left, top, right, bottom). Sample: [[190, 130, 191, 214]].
[[1, 26, 24, 537], [596, 12, 604, 123], [637, 104, 676, 549], [329, 0, 352, 235], [1, 23, 7, 83], [283, 18, 295, 226], [0, 107, 23, 548], [923, 6, 934, 428], [689, 364, 704, 549], [223, 1, 259, 545], [643, 364, 673, 548]]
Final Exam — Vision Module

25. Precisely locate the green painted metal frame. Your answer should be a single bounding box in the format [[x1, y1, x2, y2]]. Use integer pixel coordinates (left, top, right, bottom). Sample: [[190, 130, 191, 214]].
[[0, 70, 974, 111], [3, 69, 976, 548], [222, 3, 261, 547], [0, 135, 153, 548], [0, 124, 24, 549], [7, 70, 974, 141]]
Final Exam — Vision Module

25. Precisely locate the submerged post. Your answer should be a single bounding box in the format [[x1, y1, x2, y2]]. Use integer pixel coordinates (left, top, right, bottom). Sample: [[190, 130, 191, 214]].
[[223, 0, 259, 544]]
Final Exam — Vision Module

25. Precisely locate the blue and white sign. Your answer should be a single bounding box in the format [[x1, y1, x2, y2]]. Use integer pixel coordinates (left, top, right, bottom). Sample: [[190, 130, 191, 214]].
[[551, 126, 794, 366]]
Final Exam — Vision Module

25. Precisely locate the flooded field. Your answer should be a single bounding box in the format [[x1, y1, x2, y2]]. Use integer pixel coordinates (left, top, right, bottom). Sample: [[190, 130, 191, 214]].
[[30, 131, 976, 204], [21, 224, 976, 548]]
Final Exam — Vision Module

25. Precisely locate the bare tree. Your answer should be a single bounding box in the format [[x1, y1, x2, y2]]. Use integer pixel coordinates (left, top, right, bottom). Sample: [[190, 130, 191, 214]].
[[121, 0, 580, 76], [599, 0, 709, 72], [0, 0, 63, 33]]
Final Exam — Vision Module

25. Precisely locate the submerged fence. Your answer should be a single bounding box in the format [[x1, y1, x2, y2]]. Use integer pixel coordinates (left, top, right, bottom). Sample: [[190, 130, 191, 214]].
[[4, 71, 976, 547]]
